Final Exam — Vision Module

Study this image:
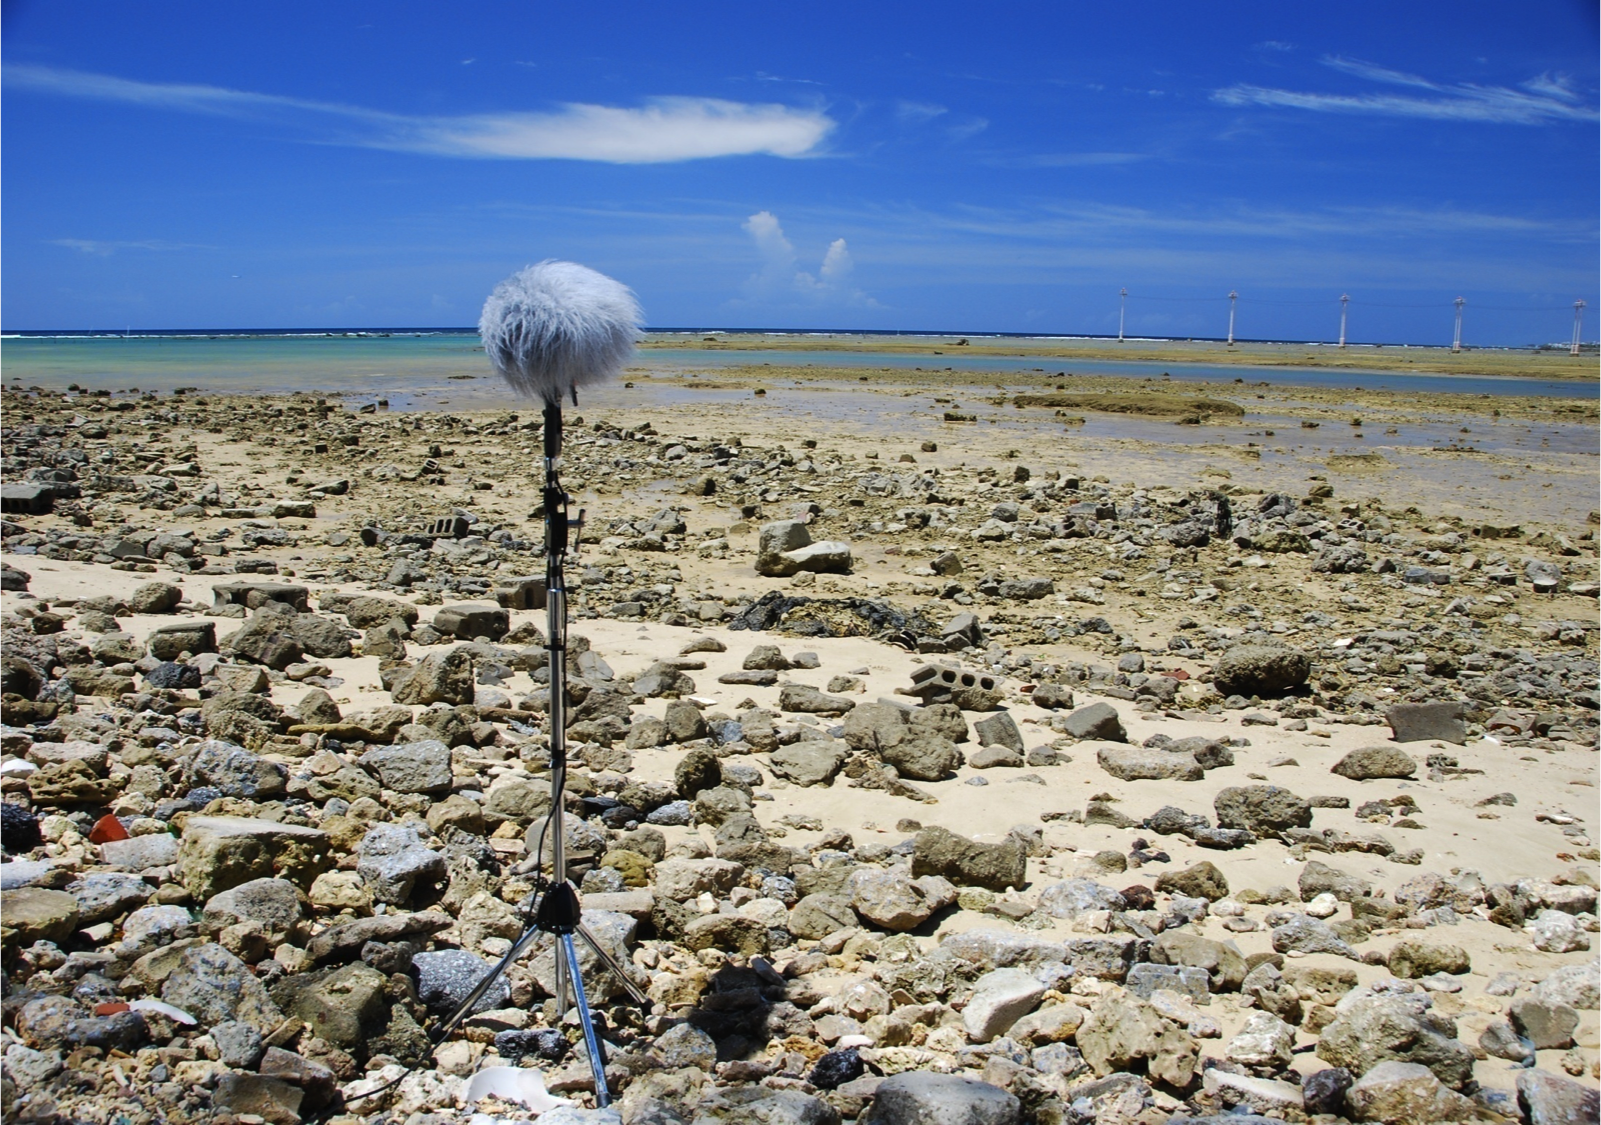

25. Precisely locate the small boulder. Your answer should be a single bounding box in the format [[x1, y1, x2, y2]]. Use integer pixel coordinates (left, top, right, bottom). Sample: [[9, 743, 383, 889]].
[[1331, 745, 1418, 781]]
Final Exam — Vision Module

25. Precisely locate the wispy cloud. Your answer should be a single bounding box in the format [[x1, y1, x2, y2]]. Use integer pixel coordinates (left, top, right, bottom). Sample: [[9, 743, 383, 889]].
[[49, 238, 213, 256], [995, 151, 1150, 168], [4, 64, 835, 163], [896, 100, 947, 123], [1214, 56, 1598, 124], [739, 211, 879, 307]]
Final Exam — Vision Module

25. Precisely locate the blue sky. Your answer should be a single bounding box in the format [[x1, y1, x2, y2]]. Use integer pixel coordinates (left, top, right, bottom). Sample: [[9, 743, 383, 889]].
[[3, 1, 1596, 344]]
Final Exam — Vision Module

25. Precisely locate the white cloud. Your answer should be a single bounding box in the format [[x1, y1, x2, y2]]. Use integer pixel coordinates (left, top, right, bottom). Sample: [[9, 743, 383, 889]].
[[5, 64, 835, 163], [896, 100, 948, 123], [1213, 57, 1598, 124], [740, 211, 878, 306]]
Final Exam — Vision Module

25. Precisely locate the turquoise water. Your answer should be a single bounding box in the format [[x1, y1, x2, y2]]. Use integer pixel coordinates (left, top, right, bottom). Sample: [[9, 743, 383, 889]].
[[1, 331, 1594, 402]]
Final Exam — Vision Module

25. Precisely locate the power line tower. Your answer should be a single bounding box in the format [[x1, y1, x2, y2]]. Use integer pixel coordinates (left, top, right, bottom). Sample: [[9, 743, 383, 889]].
[[1451, 297, 1465, 353], [1572, 300, 1586, 356], [1119, 288, 1128, 342], [1227, 290, 1238, 346], [1338, 294, 1350, 348]]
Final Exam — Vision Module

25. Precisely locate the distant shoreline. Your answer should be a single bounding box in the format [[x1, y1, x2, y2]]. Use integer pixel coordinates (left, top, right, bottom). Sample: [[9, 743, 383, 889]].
[[4, 326, 1594, 381]]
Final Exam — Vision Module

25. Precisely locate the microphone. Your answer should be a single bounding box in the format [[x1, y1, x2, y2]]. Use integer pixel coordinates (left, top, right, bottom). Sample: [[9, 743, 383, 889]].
[[478, 260, 643, 406]]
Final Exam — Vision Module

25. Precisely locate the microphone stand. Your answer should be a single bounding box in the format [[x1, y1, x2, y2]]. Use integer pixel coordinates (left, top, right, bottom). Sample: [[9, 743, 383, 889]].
[[419, 398, 646, 1108]]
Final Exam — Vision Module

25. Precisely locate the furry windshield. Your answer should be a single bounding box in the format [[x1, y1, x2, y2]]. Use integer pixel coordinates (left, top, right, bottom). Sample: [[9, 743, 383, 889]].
[[479, 260, 643, 405]]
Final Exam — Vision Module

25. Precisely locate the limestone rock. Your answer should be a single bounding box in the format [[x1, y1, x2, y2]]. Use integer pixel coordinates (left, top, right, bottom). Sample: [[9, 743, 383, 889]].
[[359, 740, 453, 794], [860, 1072, 1019, 1125], [912, 826, 1027, 892], [176, 816, 331, 901], [1331, 745, 1418, 780], [162, 943, 285, 1032], [847, 868, 956, 932], [389, 647, 475, 706], [1345, 1060, 1479, 1125], [1098, 744, 1203, 782], [1211, 644, 1310, 697], [770, 740, 847, 787], [1316, 991, 1476, 1089]]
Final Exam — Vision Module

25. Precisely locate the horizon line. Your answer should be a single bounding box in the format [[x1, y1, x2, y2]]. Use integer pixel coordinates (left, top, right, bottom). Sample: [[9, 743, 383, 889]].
[[1, 325, 1590, 352]]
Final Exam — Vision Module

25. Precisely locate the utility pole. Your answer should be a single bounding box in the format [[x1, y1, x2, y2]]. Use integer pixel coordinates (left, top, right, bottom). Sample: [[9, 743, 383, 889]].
[[1119, 288, 1127, 342], [1338, 294, 1349, 348], [1572, 300, 1586, 356], [1227, 290, 1238, 346], [1452, 297, 1465, 353]]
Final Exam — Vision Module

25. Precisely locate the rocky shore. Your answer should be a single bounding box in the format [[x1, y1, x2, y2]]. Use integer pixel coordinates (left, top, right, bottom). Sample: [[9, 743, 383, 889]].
[[0, 384, 1596, 1125]]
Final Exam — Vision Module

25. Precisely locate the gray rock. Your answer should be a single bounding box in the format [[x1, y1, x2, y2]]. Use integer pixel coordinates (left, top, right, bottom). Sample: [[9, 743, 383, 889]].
[[1150, 932, 1247, 992], [789, 893, 859, 940], [1098, 744, 1204, 781], [1346, 1060, 1478, 1124], [433, 603, 509, 641], [770, 741, 846, 788], [847, 868, 955, 932], [1036, 878, 1126, 918], [1517, 1069, 1600, 1125], [635, 662, 696, 698], [964, 968, 1045, 1042], [882, 734, 961, 781], [1211, 644, 1310, 697], [912, 826, 1027, 891], [973, 713, 1024, 753], [1030, 684, 1074, 710], [757, 520, 815, 577], [271, 962, 389, 1050], [1061, 702, 1125, 742], [412, 948, 508, 1016], [1532, 962, 1599, 1010], [1331, 745, 1418, 780], [189, 739, 288, 800], [1227, 1011, 1295, 1068], [202, 878, 302, 935], [147, 621, 217, 661], [1299, 860, 1372, 903], [389, 646, 476, 706], [174, 816, 331, 901], [1300, 1068, 1354, 1117], [162, 943, 285, 1032], [1509, 997, 1579, 1050], [1125, 963, 1211, 1004], [662, 699, 709, 743], [1271, 914, 1358, 958], [1479, 1018, 1536, 1064], [969, 745, 1023, 769], [129, 581, 183, 614], [654, 1021, 717, 1069], [65, 872, 153, 925], [356, 823, 447, 905], [843, 702, 912, 751], [1386, 702, 1467, 745], [860, 1072, 1019, 1125], [212, 1020, 265, 1069], [779, 684, 855, 714], [213, 1073, 304, 1124], [359, 740, 453, 794], [100, 833, 180, 871], [1316, 991, 1476, 1089], [1214, 785, 1312, 836]]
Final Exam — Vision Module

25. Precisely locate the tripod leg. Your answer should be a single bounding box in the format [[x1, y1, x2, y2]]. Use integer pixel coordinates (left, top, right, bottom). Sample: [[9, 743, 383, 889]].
[[574, 924, 648, 1005], [561, 933, 610, 1108], [553, 934, 572, 1020]]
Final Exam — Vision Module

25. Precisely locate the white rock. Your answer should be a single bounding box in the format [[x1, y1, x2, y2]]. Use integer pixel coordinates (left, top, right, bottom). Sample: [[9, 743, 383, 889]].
[[1527, 909, 1592, 953], [1306, 892, 1340, 918], [963, 967, 1047, 1043]]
